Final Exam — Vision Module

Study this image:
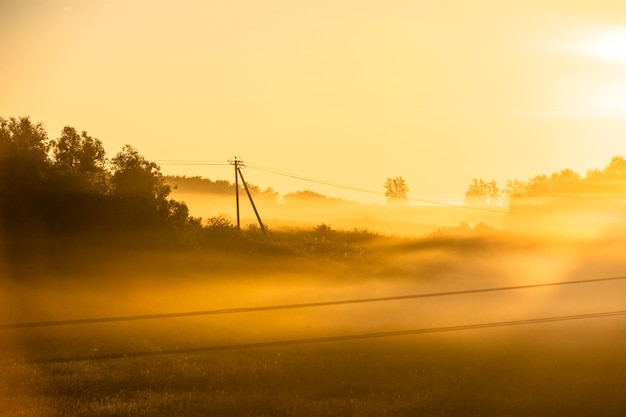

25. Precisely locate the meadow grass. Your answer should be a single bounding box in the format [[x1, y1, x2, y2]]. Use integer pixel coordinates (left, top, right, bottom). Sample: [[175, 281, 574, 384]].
[[3, 229, 626, 416], [4, 325, 626, 417]]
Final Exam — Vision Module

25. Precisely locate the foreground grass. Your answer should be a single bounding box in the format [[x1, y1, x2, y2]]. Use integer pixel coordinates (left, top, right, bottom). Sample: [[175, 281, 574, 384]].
[[3, 326, 626, 417], [3, 227, 625, 416]]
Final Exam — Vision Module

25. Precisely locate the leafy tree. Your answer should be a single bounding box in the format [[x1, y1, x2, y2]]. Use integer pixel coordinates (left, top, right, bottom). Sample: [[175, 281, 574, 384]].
[[247, 184, 279, 204], [1, 115, 204, 248], [0, 116, 50, 163], [549, 168, 581, 194], [464, 178, 500, 207], [384, 176, 409, 204], [526, 174, 551, 196], [109, 145, 198, 232], [53, 127, 106, 174], [0, 116, 50, 183], [502, 179, 528, 209], [111, 145, 168, 198], [51, 126, 108, 193], [504, 179, 527, 198], [0, 116, 51, 232], [603, 155, 626, 178], [110, 145, 172, 228]]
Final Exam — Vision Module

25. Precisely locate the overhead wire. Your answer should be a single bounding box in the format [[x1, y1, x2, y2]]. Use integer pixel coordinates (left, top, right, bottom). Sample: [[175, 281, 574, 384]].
[[242, 162, 512, 215], [38, 309, 626, 363], [4, 275, 626, 330], [147, 158, 513, 215], [11, 158, 621, 362]]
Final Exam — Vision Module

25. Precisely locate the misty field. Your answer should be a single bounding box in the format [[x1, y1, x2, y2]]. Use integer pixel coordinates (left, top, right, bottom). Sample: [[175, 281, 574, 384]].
[[2, 230, 626, 417]]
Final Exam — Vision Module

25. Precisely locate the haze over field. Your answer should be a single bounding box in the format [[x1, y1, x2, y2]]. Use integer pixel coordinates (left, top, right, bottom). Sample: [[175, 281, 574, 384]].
[[1, 122, 625, 415], [2, 1, 626, 416]]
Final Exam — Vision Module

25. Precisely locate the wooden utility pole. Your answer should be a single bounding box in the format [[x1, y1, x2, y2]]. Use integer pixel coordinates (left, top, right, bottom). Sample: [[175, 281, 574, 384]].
[[229, 157, 266, 234], [230, 157, 242, 229]]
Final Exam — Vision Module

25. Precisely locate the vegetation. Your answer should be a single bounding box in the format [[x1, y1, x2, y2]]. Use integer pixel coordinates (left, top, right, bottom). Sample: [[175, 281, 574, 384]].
[[3, 230, 626, 416], [464, 178, 501, 207], [165, 175, 279, 204], [2, 111, 625, 416], [464, 157, 626, 208], [384, 176, 409, 204], [4, 331, 626, 417], [3, 114, 626, 262], [0, 116, 200, 252]]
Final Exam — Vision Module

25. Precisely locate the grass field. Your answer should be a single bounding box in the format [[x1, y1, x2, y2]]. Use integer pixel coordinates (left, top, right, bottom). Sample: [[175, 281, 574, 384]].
[[2, 230, 626, 416], [3, 326, 626, 417]]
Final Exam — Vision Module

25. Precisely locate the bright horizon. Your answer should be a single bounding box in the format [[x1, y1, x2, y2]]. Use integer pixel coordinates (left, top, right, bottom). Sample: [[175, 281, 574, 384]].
[[2, 0, 626, 204]]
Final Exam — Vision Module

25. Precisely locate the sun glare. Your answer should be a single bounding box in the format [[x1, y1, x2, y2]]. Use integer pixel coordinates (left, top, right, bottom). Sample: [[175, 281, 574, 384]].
[[568, 27, 626, 63]]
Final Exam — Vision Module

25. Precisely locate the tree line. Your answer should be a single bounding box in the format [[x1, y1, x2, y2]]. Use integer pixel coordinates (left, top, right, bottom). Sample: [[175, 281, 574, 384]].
[[165, 175, 279, 204], [464, 156, 626, 210], [0, 116, 198, 245], [4, 114, 623, 249]]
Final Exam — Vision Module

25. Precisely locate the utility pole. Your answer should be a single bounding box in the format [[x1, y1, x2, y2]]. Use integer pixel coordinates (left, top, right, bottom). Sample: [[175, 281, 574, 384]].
[[228, 157, 266, 235], [229, 157, 242, 230]]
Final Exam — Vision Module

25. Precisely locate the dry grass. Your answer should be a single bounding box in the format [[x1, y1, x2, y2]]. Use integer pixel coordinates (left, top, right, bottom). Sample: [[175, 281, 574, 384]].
[[4, 327, 626, 417], [2, 228, 626, 416]]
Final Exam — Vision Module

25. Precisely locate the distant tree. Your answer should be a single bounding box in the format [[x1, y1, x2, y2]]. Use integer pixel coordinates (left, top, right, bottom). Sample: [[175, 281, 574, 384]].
[[526, 174, 551, 196], [504, 179, 527, 199], [165, 176, 234, 194], [603, 155, 626, 179], [248, 184, 280, 204], [464, 178, 500, 207], [502, 179, 528, 209], [384, 176, 409, 204], [581, 156, 626, 195], [259, 187, 280, 204], [549, 168, 581, 194], [585, 168, 604, 182], [284, 190, 328, 203]]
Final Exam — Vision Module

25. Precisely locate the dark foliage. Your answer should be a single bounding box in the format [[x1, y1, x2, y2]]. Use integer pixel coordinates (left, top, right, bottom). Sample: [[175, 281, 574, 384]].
[[0, 116, 199, 256]]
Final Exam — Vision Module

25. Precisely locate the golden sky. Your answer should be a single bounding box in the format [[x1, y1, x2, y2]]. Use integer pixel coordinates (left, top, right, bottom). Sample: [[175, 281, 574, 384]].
[[2, 0, 626, 203]]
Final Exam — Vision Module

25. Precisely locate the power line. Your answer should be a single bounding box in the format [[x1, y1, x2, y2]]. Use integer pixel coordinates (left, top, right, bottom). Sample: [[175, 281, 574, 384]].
[[38, 309, 626, 363], [151, 158, 513, 215], [245, 162, 511, 215], [4, 275, 626, 330]]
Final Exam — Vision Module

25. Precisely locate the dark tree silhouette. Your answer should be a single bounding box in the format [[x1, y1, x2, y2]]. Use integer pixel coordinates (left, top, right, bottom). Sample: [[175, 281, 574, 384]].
[[52, 127, 107, 186], [112, 145, 168, 199], [109, 145, 172, 228], [0, 116, 51, 233]]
